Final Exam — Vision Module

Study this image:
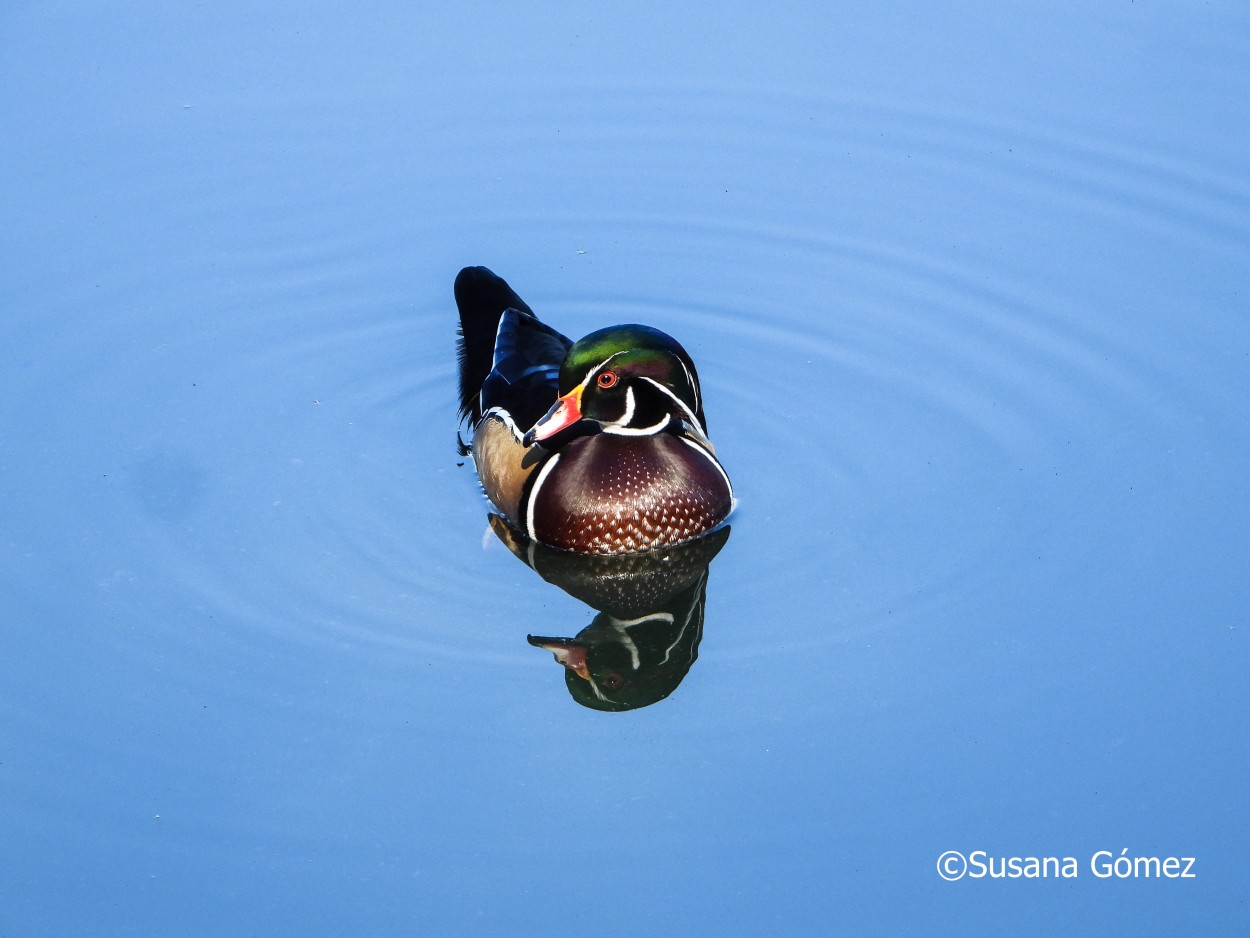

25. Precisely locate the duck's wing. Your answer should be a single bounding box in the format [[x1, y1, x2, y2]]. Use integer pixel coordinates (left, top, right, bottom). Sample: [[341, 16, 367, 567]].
[[455, 266, 571, 426], [479, 307, 571, 431]]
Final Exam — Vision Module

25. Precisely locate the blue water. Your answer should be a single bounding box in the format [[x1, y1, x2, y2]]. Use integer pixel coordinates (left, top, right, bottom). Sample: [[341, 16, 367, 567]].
[[3, 2, 1248, 934]]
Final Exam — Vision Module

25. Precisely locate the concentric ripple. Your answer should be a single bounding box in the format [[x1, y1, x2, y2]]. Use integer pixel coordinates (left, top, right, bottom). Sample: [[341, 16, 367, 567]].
[[16, 84, 1244, 678]]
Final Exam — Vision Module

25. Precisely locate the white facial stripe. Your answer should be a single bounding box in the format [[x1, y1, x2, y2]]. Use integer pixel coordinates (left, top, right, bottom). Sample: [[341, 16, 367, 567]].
[[618, 385, 636, 425], [608, 619, 642, 670], [613, 613, 676, 627], [678, 357, 699, 414], [580, 351, 626, 390], [659, 587, 700, 665], [601, 384, 672, 436], [603, 416, 671, 436], [639, 376, 706, 436], [524, 452, 561, 539]]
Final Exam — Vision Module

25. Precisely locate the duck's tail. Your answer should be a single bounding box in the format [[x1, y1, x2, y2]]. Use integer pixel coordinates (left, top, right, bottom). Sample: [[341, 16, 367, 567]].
[[454, 266, 570, 427], [455, 266, 534, 423]]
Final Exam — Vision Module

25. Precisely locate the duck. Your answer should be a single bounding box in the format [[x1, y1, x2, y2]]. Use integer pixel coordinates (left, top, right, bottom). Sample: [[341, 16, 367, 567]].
[[455, 266, 733, 554], [485, 515, 729, 710]]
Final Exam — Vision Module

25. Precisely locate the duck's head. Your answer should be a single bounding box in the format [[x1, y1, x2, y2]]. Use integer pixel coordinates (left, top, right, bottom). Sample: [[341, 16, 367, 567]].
[[527, 602, 705, 712], [521, 325, 708, 448]]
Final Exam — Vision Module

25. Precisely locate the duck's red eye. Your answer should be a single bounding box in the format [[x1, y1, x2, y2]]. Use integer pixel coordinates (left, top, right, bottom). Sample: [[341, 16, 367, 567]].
[[597, 371, 618, 389]]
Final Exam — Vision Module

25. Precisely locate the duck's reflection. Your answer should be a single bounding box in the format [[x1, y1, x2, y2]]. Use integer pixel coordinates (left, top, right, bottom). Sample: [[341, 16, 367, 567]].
[[489, 517, 731, 711]]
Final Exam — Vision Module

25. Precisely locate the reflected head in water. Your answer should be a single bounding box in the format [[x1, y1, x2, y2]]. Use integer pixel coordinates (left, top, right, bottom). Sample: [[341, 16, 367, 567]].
[[490, 517, 731, 711]]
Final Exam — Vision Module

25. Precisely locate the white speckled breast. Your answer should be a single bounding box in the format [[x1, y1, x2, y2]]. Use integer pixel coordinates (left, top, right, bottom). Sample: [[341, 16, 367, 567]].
[[526, 433, 732, 554]]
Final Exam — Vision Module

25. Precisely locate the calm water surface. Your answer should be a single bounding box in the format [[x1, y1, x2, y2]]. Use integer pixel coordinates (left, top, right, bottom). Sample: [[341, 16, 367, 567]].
[[2, 2, 1248, 935]]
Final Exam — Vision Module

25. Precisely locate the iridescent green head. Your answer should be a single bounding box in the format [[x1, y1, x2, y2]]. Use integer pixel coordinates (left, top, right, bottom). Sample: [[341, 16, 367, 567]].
[[523, 324, 707, 445]]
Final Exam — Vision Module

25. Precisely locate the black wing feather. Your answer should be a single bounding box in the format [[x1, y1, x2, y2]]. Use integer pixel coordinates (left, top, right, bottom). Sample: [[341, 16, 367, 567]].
[[454, 266, 571, 426]]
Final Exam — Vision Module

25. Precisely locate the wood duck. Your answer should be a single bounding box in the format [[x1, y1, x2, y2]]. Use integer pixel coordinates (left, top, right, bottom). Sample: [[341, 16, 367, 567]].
[[456, 266, 733, 554], [529, 598, 707, 711]]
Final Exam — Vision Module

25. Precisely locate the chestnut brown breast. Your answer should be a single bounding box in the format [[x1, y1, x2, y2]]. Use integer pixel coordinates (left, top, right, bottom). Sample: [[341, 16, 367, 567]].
[[527, 434, 732, 554]]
